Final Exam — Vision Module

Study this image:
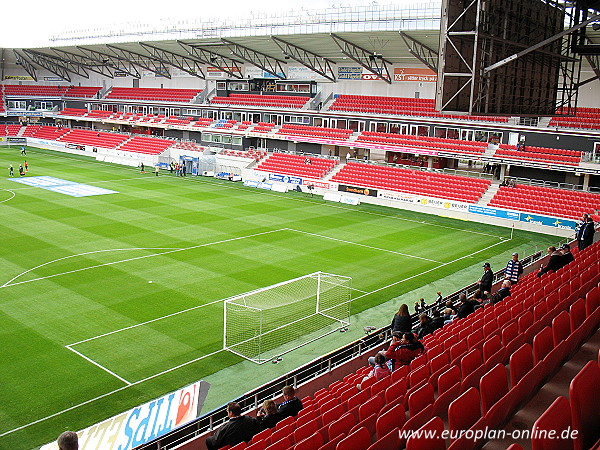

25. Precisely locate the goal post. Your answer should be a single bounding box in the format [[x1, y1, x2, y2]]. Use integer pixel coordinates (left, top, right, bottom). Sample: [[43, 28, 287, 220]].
[[223, 271, 352, 364]]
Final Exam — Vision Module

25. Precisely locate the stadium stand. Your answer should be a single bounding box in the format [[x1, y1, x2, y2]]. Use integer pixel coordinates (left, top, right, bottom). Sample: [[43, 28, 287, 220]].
[[0, 91, 5, 113], [278, 124, 354, 140], [185, 240, 599, 450], [64, 86, 102, 98], [192, 117, 215, 128], [24, 125, 70, 140], [221, 149, 266, 161], [58, 108, 88, 117], [495, 144, 582, 166], [164, 116, 194, 126], [172, 141, 204, 152], [549, 107, 600, 130], [357, 131, 488, 156], [3, 85, 69, 96], [85, 110, 113, 119], [256, 153, 337, 178], [488, 184, 600, 220], [105, 87, 201, 102], [117, 136, 175, 155], [329, 95, 509, 123], [210, 93, 309, 108], [331, 162, 491, 203], [0, 124, 21, 136], [251, 122, 276, 132], [56, 129, 130, 149]]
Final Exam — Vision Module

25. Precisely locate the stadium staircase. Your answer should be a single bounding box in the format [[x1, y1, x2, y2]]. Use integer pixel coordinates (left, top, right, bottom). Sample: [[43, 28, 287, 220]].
[[322, 163, 346, 181], [476, 182, 500, 206]]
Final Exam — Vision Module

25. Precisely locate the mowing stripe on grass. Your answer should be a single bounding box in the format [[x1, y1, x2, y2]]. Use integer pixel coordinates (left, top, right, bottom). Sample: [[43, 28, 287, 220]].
[[0, 349, 224, 439], [286, 228, 443, 263], [0, 229, 286, 288]]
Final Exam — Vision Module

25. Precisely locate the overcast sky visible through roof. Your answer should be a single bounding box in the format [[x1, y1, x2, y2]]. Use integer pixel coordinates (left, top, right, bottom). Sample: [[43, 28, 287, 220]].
[[1, 0, 423, 48]]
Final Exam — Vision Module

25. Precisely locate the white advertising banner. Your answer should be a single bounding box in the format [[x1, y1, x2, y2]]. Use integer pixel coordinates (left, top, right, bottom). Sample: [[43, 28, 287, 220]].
[[40, 381, 208, 450]]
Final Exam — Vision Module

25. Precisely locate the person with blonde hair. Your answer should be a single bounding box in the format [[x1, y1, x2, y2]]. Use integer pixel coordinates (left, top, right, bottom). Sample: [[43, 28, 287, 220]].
[[256, 399, 282, 430]]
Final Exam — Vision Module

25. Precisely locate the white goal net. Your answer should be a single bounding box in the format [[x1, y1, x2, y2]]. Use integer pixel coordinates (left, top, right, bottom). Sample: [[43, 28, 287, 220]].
[[223, 271, 352, 364]]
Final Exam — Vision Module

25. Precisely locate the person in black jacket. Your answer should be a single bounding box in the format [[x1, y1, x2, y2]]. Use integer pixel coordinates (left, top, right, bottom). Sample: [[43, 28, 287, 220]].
[[206, 402, 259, 450], [560, 243, 575, 268], [391, 304, 412, 333], [576, 215, 595, 251], [256, 400, 282, 430], [277, 386, 303, 419], [478, 263, 493, 294], [537, 246, 563, 278]]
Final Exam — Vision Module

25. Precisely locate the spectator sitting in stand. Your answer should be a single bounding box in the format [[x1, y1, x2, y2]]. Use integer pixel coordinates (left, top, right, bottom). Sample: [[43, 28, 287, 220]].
[[560, 243, 575, 268], [205, 402, 259, 450], [384, 332, 425, 369], [413, 313, 436, 339], [256, 400, 282, 430], [445, 293, 480, 323], [358, 353, 391, 390], [391, 304, 412, 334], [493, 280, 512, 304], [537, 246, 563, 278], [277, 386, 303, 419], [430, 309, 445, 331]]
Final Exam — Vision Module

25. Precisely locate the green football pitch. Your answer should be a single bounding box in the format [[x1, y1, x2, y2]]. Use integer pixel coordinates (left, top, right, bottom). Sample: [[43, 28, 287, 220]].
[[0, 146, 559, 449]]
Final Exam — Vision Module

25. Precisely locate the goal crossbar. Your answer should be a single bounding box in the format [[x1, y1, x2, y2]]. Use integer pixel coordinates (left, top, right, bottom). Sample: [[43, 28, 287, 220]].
[[223, 271, 352, 364]]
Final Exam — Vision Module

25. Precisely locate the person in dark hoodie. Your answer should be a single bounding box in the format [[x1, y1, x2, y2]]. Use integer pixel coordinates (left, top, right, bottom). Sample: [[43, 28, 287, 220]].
[[391, 304, 412, 334]]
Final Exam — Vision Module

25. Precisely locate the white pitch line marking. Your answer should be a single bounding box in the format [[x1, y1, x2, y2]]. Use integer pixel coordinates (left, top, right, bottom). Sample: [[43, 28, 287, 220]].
[[0, 236, 511, 437], [0, 348, 224, 438], [0, 189, 16, 204], [284, 227, 443, 263], [2, 247, 183, 287], [351, 238, 510, 302], [0, 229, 284, 289], [65, 345, 131, 385]]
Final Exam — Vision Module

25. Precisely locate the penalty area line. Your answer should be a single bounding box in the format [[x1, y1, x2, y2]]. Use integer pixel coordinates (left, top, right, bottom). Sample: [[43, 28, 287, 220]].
[[0, 348, 224, 439], [65, 345, 132, 385]]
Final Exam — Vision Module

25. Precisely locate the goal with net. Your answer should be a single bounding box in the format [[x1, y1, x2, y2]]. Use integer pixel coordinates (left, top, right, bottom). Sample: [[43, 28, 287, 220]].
[[223, 271, 352, 364]]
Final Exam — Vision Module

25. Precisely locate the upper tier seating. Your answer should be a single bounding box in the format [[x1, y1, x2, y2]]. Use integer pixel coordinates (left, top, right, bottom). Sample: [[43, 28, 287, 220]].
[[488, 184, 600, 220], [192, 118, 214, 128], [549, 107, 600, 130], [3, 85, 69, 96], [106, 87, 201, 102], [85, 110, 113, 119], [26, 125, 70, 140], [0, 124, 21, 136], [252, 122, 276, 132], [211, 93, 309, 108], [495, 144, 581, 166], [164, 116, 194, 126], [220, 149, 266, 161], [117, 136, 175, 155], [278, 124, 354, 140], [331, 162, 491, 203], [256, 153, 337, 178], [330, 95, 510, 122], [172, 141, 204, 152], [58, 108, 88, 117], [357, 131, 488, 156], [64, 86, 101, 98], [57, 129, 130, 149]]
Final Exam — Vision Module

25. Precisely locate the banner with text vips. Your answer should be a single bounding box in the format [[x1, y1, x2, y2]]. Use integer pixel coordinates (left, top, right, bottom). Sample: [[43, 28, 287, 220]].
[[40, 380, 209, 450]]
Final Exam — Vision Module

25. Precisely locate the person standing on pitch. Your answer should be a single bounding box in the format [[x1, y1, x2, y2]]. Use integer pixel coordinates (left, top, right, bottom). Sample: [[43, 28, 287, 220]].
[[24, 160, 28, 172], [154, 165, 160, 176], [20, 146, 26, 156], [8, 164, 13, 177], [18, 164, 24, 177], [140, 162, 145, 173]]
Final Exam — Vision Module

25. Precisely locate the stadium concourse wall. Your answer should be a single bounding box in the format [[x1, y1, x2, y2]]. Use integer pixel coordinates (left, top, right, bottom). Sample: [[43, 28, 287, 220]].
[[245, 168, 577, 238]]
